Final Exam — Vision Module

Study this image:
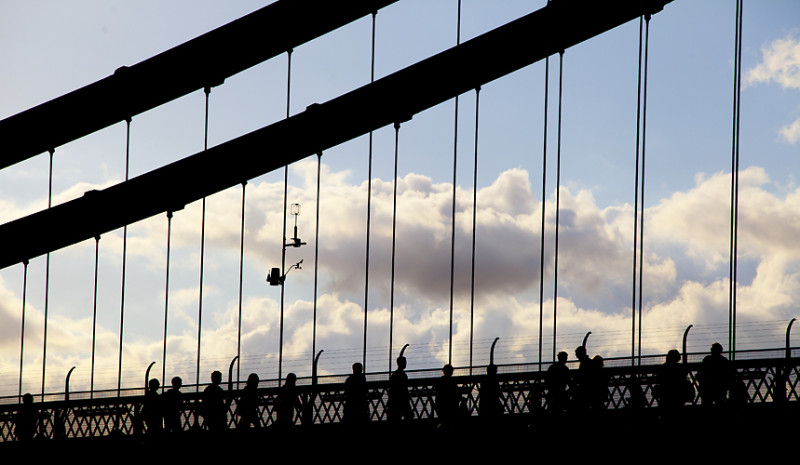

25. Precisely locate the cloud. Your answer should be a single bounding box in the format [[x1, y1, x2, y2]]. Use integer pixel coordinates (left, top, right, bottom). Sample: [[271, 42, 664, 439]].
[[745, 34, 800, 144], [746, 34, 800, 89], [780, 116, 800, 144], [3, 162, 800, 395]]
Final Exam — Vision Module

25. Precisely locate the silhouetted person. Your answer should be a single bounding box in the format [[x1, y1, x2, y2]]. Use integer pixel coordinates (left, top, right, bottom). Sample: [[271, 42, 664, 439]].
[[143, 378, 163, 435], [573, 346, 592, 410], [728, 379, 749, 408], [202, 370, 227, 431], [163, 376, 184, 433], [387, 356, 413, 423], [435, 364, 462, 430], [14, 393, 36, 442], [588, 355, 607, 411], [479, 363, 504, 422], [275, 373, 301, 429], [656, 349, 691, 413], [698, 342, 734, 406], [343, 363, 369, 429], [547, 351, 570, 414], [625, 376, 646, 410], [237, 373, 261, 429]]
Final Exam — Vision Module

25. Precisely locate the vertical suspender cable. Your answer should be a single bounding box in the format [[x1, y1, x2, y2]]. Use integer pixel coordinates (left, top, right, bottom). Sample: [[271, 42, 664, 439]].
[[365, 11, 376, 372], [729, 0, 743, 360], [313, 152, 322, 369], [631, 16, 645, 367], [197, 86, 211, 390], [637, 15, 651, 365], [469, 87, 481, 374], [279, 49, 293, 383], [237, 181, 247, 382], [538, 56, 549, 370], [42, 148, 54, 398], [118, 117, 131, 395], [389, 122, 401, 372], [19, 260, 29, 398], [553, 51, 564, 362], [162, 211, 173, 387], [90, 236, 100, 398], [448, 0, 462, 368]]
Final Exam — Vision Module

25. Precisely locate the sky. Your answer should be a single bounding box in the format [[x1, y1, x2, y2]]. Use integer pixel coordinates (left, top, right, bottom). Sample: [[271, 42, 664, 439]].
[[0, 0, 799, 397]]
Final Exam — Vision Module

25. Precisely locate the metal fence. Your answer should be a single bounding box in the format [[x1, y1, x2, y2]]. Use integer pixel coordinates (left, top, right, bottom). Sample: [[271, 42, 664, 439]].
[[1, 353, 798, 442]]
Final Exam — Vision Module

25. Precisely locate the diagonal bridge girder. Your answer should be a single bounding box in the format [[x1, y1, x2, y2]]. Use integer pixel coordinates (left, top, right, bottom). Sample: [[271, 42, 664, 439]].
[[0, 0, 672, 270], [0, 0, 399, 170]]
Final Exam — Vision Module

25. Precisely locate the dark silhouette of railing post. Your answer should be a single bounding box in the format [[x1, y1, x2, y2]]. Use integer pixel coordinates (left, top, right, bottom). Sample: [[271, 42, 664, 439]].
[[64, 367, 76, 402], [228, 356, 239, 391], [582, 331, 592, 351], [302, 349, 323, 426], [682, 324, 692, 364], [773, 318, 796, 404]]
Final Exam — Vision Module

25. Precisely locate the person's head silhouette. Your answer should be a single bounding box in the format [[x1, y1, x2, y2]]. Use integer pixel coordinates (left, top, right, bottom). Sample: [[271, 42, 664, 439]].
[[211, 370, 222, 385], [352, 362, 363, 375], [666, 349, 680, 364], [442, 364, 454, 377], [710, 342, 723, 356]]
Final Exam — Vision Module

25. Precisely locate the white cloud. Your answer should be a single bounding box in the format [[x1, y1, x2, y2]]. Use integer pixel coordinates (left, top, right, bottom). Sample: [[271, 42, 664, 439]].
[[746, 34, 800, 89], [3, 163, 800, 395], [780, 116, 800, 144]]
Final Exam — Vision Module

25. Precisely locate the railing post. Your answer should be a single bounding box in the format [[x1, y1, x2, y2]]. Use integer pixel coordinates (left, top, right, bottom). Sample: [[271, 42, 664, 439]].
[[144, 361, 156, 391], [682, 324, 692, 364], [489, 337, 499, 366], [786, 318, 796, 360], [64, 366, 76, 402], [581, 331, 592, 350], [303, 349, 324, 426], [228, 355, 239, 391]]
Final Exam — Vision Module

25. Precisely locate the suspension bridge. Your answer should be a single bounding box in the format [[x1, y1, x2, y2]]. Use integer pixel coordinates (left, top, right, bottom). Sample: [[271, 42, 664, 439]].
[[0, 0, 797, 449]]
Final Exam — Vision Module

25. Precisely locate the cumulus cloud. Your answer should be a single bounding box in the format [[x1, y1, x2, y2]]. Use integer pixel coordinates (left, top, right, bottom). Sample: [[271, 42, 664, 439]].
[[780, 116, 800, 144], [746, 34, 800, 89], [746, 33, 800, 144], [2, 162, 800, 395]]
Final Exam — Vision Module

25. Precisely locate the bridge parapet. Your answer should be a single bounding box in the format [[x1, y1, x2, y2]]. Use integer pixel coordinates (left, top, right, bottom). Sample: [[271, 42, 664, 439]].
[[1, 355, 798, 443]]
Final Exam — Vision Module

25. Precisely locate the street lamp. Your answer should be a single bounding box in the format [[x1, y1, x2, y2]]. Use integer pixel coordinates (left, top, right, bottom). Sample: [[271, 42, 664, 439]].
[[287, 203, 306, 248], [269, 202, 307, 383]]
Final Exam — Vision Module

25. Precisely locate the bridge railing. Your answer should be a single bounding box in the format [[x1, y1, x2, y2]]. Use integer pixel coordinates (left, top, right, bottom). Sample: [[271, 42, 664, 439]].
[[2, 353, 799, 442]]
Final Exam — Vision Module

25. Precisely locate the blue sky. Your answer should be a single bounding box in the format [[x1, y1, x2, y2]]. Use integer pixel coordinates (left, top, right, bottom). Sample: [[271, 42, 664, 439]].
[[0, 0, 799, 396]]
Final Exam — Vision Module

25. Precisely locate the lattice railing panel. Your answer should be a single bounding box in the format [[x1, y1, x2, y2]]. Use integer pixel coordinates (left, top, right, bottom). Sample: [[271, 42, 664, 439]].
[[2, 357, 799, 442]]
